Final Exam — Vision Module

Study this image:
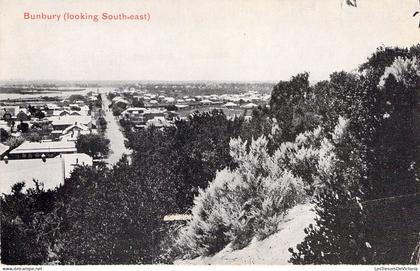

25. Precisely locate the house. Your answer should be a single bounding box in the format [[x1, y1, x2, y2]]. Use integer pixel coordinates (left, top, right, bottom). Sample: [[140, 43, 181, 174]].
[[60, 122, 91, 141], [241, 102, 258, 109], [143, 108, 167, 121], [121, 107, 167, 125], [146, 117, 173, 129], [121, 107, 146, 116], [8, 141, 77, 159], [175, 104, 189, 109], [223, 102, 238, 108], [120, 107, 146, 124], [0, 153, 93, 194], [199, 99, 212, 105], [0, 106, 19, 120], [49, 116, 93, 131], [58, 110, 71, 116]]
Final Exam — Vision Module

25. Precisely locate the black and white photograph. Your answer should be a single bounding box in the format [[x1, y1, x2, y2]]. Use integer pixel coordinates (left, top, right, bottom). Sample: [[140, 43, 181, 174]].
[[0, 0, 419, 269]]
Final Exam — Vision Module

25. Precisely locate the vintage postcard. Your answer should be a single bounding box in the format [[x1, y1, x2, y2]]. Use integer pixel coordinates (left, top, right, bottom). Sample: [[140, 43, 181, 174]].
[[0, 0, 419, 270]]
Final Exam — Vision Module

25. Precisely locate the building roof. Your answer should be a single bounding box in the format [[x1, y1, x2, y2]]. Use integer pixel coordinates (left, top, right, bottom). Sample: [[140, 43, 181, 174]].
[[62, 153, 93, 178], [0, 143, 9, 156], [114, 98, 129, 104], [223, 102, 238, 107], [9, 141, 76, 155], [122, 107, 146, 114], [175, 104, 189, 109], [60, 128, 90, 142], [146, 117, 173, 128], [0, 153, 93, 194], [49, 116, 92, 126], [242, 102, 258, 109], [62, 123, 89, 135]]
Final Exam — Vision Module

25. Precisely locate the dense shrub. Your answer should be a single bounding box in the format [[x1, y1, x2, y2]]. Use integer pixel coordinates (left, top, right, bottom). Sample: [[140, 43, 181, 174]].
[[174, 119, 349, 259]]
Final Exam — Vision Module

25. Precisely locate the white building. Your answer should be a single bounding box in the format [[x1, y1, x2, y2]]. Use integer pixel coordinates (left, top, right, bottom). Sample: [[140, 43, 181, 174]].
[[0, 153, 93, 194]]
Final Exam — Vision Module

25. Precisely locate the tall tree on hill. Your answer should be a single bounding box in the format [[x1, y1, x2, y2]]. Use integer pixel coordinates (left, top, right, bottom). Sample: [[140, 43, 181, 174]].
[[291, 46, 420, 264], [269, 73, 320, 143]]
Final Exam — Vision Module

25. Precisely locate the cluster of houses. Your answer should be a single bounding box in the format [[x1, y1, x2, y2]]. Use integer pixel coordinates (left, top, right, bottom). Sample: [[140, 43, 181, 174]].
[[118, 107, 175, 129], [0, 99, 96, 142], [0, 96, 99, 194], [110, 89, 270, 129], [114, 88, 270, 109]]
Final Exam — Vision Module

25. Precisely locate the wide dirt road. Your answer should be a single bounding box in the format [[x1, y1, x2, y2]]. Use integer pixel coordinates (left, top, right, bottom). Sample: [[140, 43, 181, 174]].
[[101, 93, 131, 165]]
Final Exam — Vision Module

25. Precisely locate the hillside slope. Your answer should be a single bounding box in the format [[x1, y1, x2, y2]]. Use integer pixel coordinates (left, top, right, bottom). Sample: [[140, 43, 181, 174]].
[[175, 203, 316, 265]]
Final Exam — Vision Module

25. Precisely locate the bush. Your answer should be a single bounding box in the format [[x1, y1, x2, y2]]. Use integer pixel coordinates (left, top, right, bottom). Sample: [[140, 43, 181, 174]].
[[5, 136, 25, 150], [174, 122, 341, 259]]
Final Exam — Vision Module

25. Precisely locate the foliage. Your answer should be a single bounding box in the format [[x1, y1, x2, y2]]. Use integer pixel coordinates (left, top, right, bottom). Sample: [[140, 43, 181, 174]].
[[68, 94, 86, 102], [2, 45, 420, 265], [289, 118, 374, 264], [4, 136, 25, 149], [22, 131, 42, 142], [75, 134, 110, 159], [269, 73, 320, 142], [17, 121, 29, 133], [0, 128, 10, 142], [127, 109, 244, 211], [1, 182, 59, 265], [97, 116, 107, 132], [291, 46, 420, 264], [132, 99, 144, 108], [174, 121, 345, 259], [112, 105, 125, 116]]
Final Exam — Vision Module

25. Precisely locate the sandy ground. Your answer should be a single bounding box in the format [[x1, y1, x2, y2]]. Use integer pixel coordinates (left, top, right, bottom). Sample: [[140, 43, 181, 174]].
[[101, 93, 131, 165], [175, 203, 316, 265]]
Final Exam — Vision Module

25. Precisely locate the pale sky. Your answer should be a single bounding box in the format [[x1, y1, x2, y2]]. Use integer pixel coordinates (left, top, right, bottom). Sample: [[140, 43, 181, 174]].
[[0, 0, 419, 81]]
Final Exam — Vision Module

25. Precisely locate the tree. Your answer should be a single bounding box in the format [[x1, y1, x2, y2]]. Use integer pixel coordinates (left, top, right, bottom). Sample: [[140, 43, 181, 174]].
[[1, 181, 59, 265], [68, 94, 86, 102], [76, 134, 110, 159], [289, 119, 375, 264], [132, 99, 144, 108], [17, 121, 29, 133], [269, 73, 319, 142], [0, 128, 10, 142], [34, 110, 46, 119], [112, 105, 124, 116], [5, 136, 25, 150], [290, 46, 420, 265], [53, 156, 176, 264], [126, 109, 245, 212], [23, 131, 42, 142], [97, 117, 107, 132]]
